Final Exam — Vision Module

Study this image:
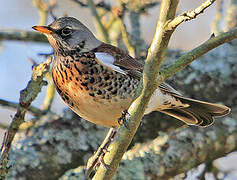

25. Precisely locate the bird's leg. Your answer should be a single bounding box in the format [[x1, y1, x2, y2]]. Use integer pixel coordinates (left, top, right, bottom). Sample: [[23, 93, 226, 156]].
[[118, 109, 130, 129], [86, 109, 130, 178], [86, 127, 118, 178]]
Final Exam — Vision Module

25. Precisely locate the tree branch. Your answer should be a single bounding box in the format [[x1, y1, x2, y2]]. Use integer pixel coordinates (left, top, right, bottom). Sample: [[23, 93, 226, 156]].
[[0, 30, 47, 42], [0, 57, 52, 179], [3, 1, 236, 179], [33, 0, 56, 114], [115, 119, 237, 179], [71, 0, 111, 11], [93, 1, 179, 179], [87, 0, 110, 43], [211, 0, 224, 34], [0, 99, 45, 117], [93, 0, 226, 179], [32, 0, 56, 25], [41, 73, 55, 113], [168, 0, 217, 30], [61, 117, 237, 179], [160, 27, 237, 81], [112, 7, 136, 57]]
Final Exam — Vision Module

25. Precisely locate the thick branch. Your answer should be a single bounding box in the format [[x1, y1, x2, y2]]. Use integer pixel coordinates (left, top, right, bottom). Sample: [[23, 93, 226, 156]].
[[93, 1, 179, 179], [115, 119, 237, 179], [93, 0, 224, 179]]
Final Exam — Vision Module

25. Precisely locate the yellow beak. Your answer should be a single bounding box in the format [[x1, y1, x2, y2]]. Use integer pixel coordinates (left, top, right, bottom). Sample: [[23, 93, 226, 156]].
[[32, 26, 52, 34]]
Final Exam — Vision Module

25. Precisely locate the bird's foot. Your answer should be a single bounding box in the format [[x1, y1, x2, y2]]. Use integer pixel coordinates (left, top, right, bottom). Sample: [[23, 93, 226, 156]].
[[86, 128, 118, 178], [118, 110, 130, 129]]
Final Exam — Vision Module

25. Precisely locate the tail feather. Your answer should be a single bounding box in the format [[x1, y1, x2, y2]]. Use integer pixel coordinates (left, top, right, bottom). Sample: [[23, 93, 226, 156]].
[[160, 96, 230, 127]]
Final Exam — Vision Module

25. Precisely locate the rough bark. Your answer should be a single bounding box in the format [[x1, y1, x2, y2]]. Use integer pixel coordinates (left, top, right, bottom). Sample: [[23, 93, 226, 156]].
[[61, 117, 237, 180]]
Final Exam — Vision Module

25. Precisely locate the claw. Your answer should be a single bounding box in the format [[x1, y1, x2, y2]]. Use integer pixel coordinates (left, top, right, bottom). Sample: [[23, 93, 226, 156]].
[[99, 152, 110, 170], [86, 128, 118, 178], [118, 110, 130, 129]]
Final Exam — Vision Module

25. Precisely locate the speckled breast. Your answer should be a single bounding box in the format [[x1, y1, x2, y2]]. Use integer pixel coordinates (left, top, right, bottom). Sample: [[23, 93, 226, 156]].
[[52, 51, 139, 127]]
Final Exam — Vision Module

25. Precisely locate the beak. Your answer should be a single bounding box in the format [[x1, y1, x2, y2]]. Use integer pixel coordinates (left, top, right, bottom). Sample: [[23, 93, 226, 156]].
[[32, 26, 53, 34]]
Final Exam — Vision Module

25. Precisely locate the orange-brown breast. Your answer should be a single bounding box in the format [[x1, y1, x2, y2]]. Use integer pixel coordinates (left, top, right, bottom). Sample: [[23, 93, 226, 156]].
[[52, 51, 139, 127]]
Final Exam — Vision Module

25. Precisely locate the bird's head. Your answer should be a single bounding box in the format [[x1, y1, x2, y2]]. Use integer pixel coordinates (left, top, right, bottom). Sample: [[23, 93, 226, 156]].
[[32, 17, 101, 54]]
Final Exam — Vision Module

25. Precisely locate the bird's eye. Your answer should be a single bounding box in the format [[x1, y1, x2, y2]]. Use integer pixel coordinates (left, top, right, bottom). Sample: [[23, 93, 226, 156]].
[[61, 27, 72, 36]]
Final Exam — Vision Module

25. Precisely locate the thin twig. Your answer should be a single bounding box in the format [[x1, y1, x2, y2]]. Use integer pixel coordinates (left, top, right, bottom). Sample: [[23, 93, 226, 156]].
[[0, 57, 52, 179], [33, 0, 56, 25], [33, 0, 56, 114], [211, 0, 224, 35], [112, 7, 136, 57], [0, 99, 44, 117], [0, 123, 8, 130], [168, 0, 217, 30], [71, 0, 111, 11], [41, 73, 55, 112], [160, 27, 237, 80], [87, 0, 110, 43], [0, 30, 47, 42]]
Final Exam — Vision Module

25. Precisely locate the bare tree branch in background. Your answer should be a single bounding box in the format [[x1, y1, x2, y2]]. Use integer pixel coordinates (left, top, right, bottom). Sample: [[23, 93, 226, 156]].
[[0, 30, 47, 42], [0, 99, 45, 118], [0, 57, 52, 179], [211, 0, 224, 34]]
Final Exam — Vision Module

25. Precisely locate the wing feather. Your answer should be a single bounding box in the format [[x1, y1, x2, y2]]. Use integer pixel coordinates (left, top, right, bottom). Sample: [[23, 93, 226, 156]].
[[93, 43, 143, 78], [92, 43, 182, 95], [95, 52, 127, 75]]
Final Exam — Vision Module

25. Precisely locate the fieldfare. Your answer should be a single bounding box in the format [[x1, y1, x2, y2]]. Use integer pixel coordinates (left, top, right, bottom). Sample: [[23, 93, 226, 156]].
[[33, 17, 230, 128]]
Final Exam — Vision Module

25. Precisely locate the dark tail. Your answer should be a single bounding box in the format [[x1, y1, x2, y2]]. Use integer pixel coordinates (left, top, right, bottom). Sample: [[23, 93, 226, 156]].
[[160, 96, 230, 127]]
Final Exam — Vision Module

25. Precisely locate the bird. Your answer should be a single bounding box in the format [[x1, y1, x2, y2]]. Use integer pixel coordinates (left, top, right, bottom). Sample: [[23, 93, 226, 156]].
[[32, 17, 230, 128]]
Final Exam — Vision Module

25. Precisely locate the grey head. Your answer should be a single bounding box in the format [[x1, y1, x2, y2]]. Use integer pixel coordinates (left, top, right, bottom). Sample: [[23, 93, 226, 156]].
[[33, 17, 102, 54]]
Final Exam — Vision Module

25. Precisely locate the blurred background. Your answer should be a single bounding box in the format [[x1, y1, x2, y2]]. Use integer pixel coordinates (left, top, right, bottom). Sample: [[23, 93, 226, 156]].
[[0, 0, 236, 179]]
